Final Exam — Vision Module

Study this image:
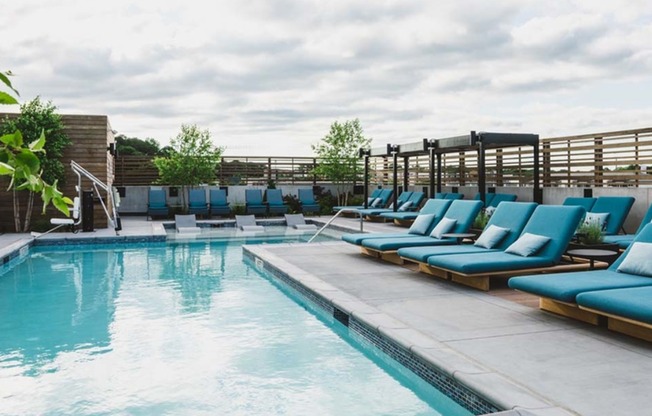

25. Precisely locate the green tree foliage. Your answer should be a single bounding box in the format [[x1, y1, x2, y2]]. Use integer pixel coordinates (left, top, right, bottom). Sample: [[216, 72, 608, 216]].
[[153, 124, 223, 208], [0, 71, 72, 232], [115, 134, 162, 156], [312, 119, 371, 205], [0, 97, 70, 185]]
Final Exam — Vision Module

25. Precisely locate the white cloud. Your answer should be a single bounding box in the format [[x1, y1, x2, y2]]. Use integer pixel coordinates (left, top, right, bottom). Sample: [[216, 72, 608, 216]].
[[2, 0, 651, 155]]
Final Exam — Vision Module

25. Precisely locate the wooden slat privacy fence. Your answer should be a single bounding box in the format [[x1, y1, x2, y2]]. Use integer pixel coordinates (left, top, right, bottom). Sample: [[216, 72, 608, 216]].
[[114, 127, 652, 188]]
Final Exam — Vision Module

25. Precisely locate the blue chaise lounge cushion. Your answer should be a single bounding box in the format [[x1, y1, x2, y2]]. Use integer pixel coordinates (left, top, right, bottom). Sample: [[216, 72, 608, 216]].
[[617, 242, 652, 277], [577, 286, 652, 324], [505, 233, 550, 257]]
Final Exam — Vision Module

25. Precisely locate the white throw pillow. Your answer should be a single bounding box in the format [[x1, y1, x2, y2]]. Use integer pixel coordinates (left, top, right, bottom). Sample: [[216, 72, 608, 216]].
[[429, 217, 457, 239], [398, 201, 413, 212], [504, 233, 550, 257], [584, 212, 609, 231], [617, 242, 652, 277], [408, 214, 436, 235], [474, 225, 510, 249]]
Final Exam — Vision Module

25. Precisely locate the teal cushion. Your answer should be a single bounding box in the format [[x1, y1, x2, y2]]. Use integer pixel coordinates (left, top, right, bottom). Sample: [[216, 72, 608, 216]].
[[474, 225, 509, 249], [398, 201, 413, 212], [408, 214, 435, 235], [429, 217, 456, 239], [584, 212, 609, 231], [505, 233, 550, 257], [617, 242, 652, 277]]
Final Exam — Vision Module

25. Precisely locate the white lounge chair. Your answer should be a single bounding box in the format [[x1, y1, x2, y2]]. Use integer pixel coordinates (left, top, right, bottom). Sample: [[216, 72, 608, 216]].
[[175, 214, 200, 233], [284, 213, 317, 230], [235, 215, 265, 232]]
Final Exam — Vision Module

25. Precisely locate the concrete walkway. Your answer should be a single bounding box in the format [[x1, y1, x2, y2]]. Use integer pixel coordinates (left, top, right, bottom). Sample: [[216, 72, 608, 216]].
[[2, 216, 651, 415], [245, 235, 652, 416]]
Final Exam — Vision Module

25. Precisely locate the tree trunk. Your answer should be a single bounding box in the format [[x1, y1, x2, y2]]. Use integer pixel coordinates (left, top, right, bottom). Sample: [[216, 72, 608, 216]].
[[22, 192, 35, 232], [12, 188, 21, 232]]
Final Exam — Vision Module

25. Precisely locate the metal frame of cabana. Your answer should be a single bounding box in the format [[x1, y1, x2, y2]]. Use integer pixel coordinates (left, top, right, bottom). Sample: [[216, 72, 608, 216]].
[[359, 131, 541, 211]]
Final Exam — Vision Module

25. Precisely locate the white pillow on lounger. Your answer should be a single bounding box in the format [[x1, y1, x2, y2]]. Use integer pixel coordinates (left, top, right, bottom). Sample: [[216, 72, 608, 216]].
[[617, 242, 652, 277], [408, 214, 435, 235], [474, 225, 509, 249], [505, 233, 550, 257], [429, 217, 456, 239]]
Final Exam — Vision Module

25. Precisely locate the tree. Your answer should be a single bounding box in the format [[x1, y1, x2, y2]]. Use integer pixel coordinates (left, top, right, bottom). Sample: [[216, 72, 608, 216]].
[[312, 119, 371, 205], [0, 71, 72, 232], [115, 135, 162, 156], [0, 97, 70, 231], [153, 124, 223, 209]]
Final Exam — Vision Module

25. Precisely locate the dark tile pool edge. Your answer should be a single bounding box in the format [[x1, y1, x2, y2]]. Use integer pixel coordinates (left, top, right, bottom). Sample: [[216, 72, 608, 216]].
[[244, 245, 503, 415], [0, 235, 167, 267]]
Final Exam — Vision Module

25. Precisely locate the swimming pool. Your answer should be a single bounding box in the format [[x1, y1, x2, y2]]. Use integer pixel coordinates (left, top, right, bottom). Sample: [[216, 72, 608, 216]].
[[0, 240, 472, 415]]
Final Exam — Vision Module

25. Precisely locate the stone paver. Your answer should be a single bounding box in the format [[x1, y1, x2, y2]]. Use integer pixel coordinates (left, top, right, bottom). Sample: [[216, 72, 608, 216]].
[[255, 240, 652, 416]]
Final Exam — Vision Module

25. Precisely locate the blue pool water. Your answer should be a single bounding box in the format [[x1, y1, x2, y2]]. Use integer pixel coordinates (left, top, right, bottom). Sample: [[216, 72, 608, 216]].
[[0, 240, 472, 416]]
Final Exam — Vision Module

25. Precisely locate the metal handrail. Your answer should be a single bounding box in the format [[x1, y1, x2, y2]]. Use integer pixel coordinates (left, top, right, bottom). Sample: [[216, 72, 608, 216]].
[[308, 209, 364, 243]]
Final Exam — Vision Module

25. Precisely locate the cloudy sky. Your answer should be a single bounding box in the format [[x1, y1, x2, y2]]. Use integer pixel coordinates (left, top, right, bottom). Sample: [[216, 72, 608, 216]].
[[2, 0, 651, 156]]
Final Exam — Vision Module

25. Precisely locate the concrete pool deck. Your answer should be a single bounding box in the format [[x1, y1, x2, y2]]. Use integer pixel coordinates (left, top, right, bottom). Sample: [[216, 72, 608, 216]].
[[1, 215, 651, 416]]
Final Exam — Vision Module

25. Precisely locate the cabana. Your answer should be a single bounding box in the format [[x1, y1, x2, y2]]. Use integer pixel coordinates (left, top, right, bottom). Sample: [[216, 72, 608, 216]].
[[358, 131, 541, 210]]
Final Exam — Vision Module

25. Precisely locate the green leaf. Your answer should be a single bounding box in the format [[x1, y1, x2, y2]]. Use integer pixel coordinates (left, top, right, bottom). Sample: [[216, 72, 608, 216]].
[[0, 71, 19, 95], [16, 150, 40, 172], [52, 196, 72, 216], [0, 131, 19, 146], [29, 130, 46, 151], [0, 91, 19, 105], [0, 161, 15, 175]]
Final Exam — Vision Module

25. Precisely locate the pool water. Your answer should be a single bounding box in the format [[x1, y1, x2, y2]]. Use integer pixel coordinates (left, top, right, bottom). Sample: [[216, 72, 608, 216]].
[[0, 241, 471, 416]]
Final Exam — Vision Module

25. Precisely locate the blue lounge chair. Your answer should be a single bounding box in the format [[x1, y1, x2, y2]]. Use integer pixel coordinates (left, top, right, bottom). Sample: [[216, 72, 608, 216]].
[[474, 192, 496, 207], [487, 193, 517, 208], [355, 191, 413, 218], [509, 223, 652, 329], [589, 196, 635, 235], [444, 193, 464, 200], [336, 188, 394, 215], [245, 189, 268, 215], [147, 189, 169, 219], [298, 188, 320, 214], [188, 189, 209, 217], [398, 202, 537, 265], [359, 200, 483, 264], [341, 199, 453, 246], [434, 192, 447, 199], [209, 189, 231, 217], [562, 196, 596, 212], [332, 188, 383, 212], [578, 285, 652, 341], [424, 205, 585, 291], [379, 197, 447, 224], [266, 189, 289, 215], [603, 203, 652, 249]]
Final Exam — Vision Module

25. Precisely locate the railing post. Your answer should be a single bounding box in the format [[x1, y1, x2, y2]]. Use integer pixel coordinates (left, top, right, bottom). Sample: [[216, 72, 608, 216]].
[[542, 142, 551, 187], [594, 137, 603, 187], [459, 152, 465, 186], [496, 149, 503, 187]]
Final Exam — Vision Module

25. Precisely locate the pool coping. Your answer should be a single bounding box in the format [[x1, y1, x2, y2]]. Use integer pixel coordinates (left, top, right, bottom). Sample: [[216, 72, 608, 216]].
[[243, 242, 574, 416]]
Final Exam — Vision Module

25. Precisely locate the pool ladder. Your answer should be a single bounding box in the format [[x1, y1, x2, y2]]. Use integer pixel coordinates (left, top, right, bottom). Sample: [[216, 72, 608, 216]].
[[308, 209, 363, 243]]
